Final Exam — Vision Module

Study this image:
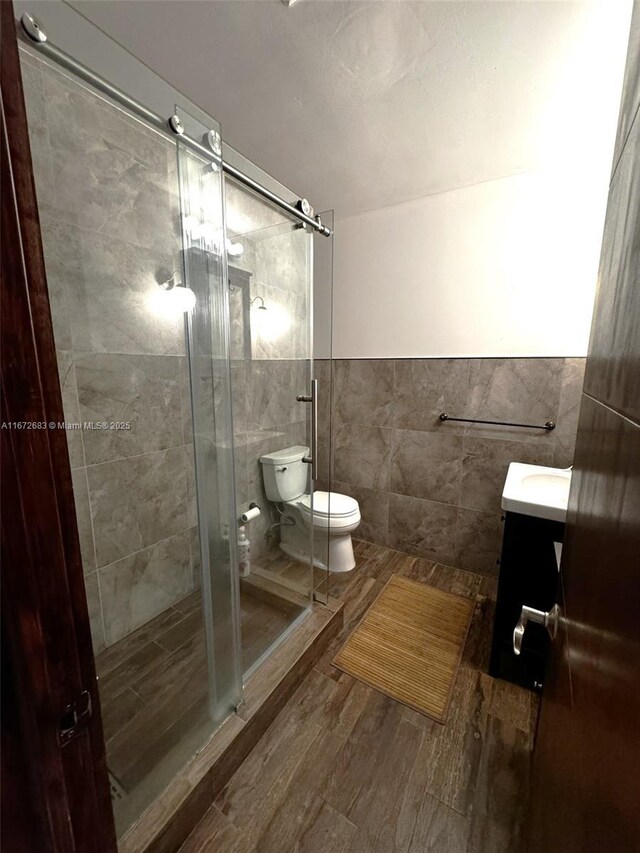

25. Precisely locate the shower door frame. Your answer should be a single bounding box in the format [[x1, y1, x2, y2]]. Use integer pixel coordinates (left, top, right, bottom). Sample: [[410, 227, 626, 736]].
[[1, 3, 117, 848], [176, 121, 245, 720]]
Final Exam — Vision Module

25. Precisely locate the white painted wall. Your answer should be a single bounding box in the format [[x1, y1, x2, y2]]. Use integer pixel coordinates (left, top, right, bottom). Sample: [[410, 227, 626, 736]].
[[15, 0, 632, 360], [332, 168, 605, 358], [330, 1, 633, 359]]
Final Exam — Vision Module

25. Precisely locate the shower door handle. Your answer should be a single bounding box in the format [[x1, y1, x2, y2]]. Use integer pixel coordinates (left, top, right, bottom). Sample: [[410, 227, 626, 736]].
[[296, 378, 318, 480]]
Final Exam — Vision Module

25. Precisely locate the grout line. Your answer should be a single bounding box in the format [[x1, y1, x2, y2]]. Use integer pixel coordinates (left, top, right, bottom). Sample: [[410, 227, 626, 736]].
[[84, 441, 192, 470], [582, 391, 640, 430], [128, 686, 150, 706], [336, 478, 504, 517], [94, 567, 108, 652], [97, 529, 192, 573], [329, 356, 585, 362], [352, 537, 493, 583], [176, 352, 191, 449], [99, 608, 191, 677], [63, 348, 186, 360], [609, 99, 640, 187], [68, 333, 108, 643], [68, 352, 88, 471], [71, 349, 185, 361]]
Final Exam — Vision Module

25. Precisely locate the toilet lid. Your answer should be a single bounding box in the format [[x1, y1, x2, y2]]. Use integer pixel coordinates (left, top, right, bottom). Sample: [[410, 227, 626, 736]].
[[299, 491, 359, 518]]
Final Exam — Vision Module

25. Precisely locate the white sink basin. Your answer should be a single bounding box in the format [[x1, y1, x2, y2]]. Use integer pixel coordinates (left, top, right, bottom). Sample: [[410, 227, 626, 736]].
[[502, 462, 572, 522]]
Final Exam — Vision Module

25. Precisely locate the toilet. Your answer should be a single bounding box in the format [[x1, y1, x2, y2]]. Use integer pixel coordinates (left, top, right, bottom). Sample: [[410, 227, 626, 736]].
[[260, 445, 361, 572]]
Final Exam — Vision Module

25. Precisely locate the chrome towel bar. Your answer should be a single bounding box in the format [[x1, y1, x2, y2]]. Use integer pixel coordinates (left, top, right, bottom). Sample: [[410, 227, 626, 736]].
[[439, 413, 556, 431]]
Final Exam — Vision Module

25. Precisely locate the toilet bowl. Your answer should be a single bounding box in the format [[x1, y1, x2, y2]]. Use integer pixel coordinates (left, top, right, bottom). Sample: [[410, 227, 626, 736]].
[[260, 446, 361, 572]]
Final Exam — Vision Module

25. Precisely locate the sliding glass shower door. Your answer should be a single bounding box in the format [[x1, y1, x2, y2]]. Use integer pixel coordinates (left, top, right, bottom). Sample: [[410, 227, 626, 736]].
[[223, 175, 321, 675], [176, 108, 243, 723], [19, 10, 334, 840], [19, 47, 241, 837]]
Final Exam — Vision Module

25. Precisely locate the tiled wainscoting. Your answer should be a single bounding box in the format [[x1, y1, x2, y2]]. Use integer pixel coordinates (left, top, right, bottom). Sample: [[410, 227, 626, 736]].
[[323, 357, 585, 576]]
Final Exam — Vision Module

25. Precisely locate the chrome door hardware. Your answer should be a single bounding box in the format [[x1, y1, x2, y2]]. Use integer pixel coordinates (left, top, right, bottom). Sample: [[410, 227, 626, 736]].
[[58, 690, 92, 746], [295, 198, 314, 217], [168, 113, 184, 135], [296, 379, 318, 480], [20, 14, 332, 237], [21, 12, 47, 42], [513, 604, 560, 655]]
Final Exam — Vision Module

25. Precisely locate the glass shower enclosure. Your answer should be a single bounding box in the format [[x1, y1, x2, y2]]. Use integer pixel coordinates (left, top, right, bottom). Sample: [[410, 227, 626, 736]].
[[18, 8, 333, 839]]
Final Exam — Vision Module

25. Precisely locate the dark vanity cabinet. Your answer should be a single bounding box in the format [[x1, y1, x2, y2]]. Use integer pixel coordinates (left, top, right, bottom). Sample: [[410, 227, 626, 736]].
[[490, 512, 564, 691]]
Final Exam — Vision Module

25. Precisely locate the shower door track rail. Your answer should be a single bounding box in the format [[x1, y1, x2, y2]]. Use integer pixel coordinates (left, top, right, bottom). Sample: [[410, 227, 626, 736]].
[[18, 12, 333, 238]]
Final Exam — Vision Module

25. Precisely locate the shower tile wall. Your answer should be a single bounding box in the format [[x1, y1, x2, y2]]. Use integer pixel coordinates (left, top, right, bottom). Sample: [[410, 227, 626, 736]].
[[21, 53, 199, 651], [225, 185, 309, 571], [324, 357, 585, 576]]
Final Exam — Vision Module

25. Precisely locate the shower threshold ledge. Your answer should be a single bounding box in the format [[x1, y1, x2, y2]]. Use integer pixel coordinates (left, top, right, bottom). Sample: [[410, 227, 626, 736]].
[[118, 597, 344, 853]]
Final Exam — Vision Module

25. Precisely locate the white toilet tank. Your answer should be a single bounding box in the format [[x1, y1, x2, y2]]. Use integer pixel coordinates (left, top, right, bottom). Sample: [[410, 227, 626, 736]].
[[260, 445, 309, 502]]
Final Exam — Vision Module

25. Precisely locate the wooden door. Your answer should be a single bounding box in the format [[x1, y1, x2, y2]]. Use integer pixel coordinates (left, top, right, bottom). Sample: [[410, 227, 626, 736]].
[[526, 11, 640, 852], [0, 3, 117, 850]]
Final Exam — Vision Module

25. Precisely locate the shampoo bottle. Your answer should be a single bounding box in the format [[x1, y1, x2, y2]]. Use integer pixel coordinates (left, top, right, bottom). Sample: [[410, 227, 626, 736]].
[[238, 526, 250, 577]]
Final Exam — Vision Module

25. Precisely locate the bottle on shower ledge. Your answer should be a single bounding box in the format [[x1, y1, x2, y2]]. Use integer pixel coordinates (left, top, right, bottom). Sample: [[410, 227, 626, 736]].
[[238, 526, 250, 578]]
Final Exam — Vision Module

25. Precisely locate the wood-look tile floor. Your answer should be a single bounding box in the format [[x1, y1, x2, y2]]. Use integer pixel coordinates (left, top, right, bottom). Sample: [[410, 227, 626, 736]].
[[96, 588, 303, 835], [180, 540, 538, 853]]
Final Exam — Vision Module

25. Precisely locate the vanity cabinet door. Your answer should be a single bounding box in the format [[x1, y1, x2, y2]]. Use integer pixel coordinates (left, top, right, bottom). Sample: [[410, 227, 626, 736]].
[[490, 512, 563, 691]]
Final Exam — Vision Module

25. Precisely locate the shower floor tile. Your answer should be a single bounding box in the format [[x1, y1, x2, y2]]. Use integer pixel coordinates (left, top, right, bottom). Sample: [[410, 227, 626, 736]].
[[95, 586, 302, 836], [240, 589, 303, 673]]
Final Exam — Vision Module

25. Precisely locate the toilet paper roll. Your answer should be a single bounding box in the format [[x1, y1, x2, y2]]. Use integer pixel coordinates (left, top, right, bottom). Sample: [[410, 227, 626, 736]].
[[240, 505, 261, 523]]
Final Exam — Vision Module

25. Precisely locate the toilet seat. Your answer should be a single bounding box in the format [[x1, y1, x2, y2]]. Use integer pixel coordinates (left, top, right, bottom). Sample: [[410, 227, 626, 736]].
[[295, 491, 360, 530]]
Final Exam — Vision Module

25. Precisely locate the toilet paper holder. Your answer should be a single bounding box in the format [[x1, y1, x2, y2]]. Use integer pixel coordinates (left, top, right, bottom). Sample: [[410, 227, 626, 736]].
[[239, 503, 261, 524]]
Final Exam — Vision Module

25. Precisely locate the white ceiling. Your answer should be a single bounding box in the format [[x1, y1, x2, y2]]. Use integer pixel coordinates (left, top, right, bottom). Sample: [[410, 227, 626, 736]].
[[68, 0, 629, 217]]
